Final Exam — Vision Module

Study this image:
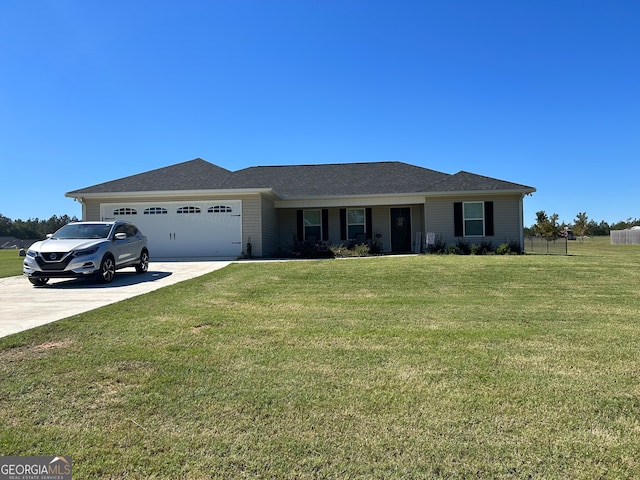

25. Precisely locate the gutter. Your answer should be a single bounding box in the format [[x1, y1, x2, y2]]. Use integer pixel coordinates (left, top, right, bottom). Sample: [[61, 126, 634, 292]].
[[65, 188, 277, 200]]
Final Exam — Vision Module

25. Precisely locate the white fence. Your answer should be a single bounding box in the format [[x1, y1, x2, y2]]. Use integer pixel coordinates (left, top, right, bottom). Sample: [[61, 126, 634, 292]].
[[611, 229, 640, 245]]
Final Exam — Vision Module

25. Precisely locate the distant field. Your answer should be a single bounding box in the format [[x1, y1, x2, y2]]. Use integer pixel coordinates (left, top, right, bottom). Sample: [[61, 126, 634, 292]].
[[0, 248, 25, 278], [1, 237, 639, 478], [565, 234, 632, 256]]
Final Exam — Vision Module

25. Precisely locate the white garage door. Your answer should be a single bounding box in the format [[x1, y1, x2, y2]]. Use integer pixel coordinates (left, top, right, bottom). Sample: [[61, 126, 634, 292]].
[[102, 200, 242, 258]]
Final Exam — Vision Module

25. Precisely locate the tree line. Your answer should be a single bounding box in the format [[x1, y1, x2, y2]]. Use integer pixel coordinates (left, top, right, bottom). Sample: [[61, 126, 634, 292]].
[[525, 211, 640, 239], [0, 213, 79, 240]]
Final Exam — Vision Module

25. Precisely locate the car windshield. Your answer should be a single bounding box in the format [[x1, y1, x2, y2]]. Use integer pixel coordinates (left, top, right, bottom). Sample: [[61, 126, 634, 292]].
[[53, 223, 112, 239]]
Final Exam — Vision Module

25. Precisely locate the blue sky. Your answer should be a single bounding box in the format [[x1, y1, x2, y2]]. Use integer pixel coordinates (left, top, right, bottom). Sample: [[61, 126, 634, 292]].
[[1, 0, 638, 227]]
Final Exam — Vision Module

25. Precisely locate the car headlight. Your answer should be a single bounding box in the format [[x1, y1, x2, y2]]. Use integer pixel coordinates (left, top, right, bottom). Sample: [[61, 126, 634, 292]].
[[72, 246, 99, 257], [26, 250, 38, 258]]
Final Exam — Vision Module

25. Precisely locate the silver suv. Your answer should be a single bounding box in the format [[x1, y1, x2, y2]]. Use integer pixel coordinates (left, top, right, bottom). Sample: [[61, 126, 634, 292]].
[[23, 221, 149, 286]]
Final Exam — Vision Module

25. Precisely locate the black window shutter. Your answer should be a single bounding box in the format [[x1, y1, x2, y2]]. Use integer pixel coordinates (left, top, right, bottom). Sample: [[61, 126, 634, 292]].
[[454, 202, 463, 237], [322, 209, 329, 241], [484, 201, 494, 236], [296, 210, 304, 241], [340, 209, 346, 240], [366, 208, 373, 240]]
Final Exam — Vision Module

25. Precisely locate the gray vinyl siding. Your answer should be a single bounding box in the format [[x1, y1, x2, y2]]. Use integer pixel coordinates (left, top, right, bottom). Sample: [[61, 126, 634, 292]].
[[411, 205, 425, 250], [278, 209, 297, 250], [83, 199, 101, 220], [327, 210, 342, 245], [426, 195, 523, 247], [425, 197, 453, 244], [492, 195, 522, 244], [371, 206, 389, 252], [240, 195, 260, 257], [259, 195, 279, 257]]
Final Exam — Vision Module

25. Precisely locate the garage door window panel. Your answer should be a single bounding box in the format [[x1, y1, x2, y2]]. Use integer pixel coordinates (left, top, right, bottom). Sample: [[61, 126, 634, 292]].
[[209, 205, 233, 213], [114, 208, 137, 216], [177, 206, 201, 214], [144, 207, 168, 215]]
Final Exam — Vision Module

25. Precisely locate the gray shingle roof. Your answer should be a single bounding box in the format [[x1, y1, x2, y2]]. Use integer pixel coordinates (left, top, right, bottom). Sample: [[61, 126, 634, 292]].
[[66, 158, 232, 194], [67, 158, 535, 197], [224, 162, 454, 197], [438, 171, 535, 192]]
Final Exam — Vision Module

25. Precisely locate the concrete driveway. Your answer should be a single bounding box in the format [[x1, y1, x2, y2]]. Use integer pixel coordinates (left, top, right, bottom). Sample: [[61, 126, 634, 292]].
[[0, 260, 232, 339]]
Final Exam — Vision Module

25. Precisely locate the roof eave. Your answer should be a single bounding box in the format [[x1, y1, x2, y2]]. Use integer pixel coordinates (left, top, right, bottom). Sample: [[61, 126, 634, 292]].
[[276, 187, 536, 201], [65, 188, 278, 199], [425, 187, 536, 196], [274, 188, 536, 208]]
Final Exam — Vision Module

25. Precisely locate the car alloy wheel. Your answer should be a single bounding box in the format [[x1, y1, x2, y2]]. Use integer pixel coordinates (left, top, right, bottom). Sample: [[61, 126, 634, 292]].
[[135, 249, 149, 274], [97, 255, 116, 283], [29, 277, 49, 287]]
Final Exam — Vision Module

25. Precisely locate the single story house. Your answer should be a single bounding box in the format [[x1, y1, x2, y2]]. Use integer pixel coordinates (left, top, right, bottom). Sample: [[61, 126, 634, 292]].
[[65, 158, 535, 258]]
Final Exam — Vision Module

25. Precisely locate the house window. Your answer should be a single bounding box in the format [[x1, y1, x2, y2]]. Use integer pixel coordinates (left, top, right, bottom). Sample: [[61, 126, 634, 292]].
[[304, 210, 322, 241], [144, 207, 168, 215], [347, 208, 366, 239], [113, 207, 137, 215], [464, 202, 484, 236], [208, 205, 233, 213], [177, 206, 201, 214]]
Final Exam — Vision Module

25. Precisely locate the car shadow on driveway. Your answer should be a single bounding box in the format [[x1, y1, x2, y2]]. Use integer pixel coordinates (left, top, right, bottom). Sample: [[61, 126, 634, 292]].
[[37, 270, 173, 289]]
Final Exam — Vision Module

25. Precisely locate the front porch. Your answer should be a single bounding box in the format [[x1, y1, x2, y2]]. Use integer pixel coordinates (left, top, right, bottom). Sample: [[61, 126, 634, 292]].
[[275, 204, 426, 256]]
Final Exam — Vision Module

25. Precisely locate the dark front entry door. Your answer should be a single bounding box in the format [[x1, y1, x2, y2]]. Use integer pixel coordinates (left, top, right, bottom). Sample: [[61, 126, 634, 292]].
[[390, 207, 412, 252]]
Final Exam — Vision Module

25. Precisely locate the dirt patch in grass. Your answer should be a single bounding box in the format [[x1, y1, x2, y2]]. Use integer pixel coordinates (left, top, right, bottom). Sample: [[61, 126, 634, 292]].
[[191, 323, 215, 333], [0, 339, 72, 362], [31, 340, 72, 352]]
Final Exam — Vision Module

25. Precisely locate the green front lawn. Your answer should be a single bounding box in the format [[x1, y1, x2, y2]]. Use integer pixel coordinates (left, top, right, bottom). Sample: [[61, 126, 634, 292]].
[[1, 239, 639, 478], [0, 249, 26, 278]]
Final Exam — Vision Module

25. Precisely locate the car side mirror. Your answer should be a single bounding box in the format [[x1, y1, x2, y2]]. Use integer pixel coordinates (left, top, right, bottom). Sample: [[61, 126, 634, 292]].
[[114, 232, 127, 240], [46, 234, 53, 239]]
